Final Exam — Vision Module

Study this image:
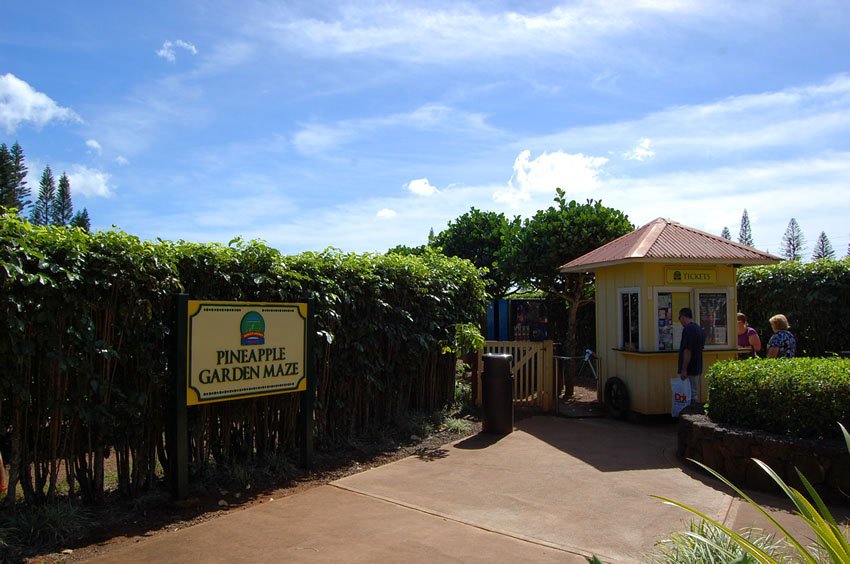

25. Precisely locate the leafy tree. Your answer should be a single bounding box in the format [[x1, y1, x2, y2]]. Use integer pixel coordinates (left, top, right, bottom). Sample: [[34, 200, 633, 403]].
[[30, 165, 56, 226], [70, 207, 91, 232], [386, 243, 427, 256], [430, 207, 520, 298], [513, 189, 633, 360], [720, 226, 731, 240], [0, 142, 30, 213], [780, 218, 806, 261], [52, 172, 74, 226], [738, 209, 754, 246], [811, 231, 835, 260]]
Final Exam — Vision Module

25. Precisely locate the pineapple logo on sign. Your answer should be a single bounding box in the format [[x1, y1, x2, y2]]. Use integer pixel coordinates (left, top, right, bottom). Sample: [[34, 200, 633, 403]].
[[241, 311, 265, 345]]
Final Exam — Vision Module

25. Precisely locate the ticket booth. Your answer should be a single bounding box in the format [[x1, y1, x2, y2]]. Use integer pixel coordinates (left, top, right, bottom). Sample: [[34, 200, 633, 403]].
[[560, 218, 779, 416]]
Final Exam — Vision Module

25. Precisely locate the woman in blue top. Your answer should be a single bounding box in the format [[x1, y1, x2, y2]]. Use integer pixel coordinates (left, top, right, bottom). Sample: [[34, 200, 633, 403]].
[[766, 314, 796, 358]]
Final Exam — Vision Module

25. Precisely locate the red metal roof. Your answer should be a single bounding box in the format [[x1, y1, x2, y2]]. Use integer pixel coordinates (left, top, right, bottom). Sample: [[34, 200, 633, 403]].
[[560, 218, 781, 272]]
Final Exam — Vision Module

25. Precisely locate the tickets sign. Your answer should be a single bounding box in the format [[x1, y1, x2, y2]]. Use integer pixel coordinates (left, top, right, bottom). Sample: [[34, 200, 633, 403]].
[[664, 268, 716, 284]]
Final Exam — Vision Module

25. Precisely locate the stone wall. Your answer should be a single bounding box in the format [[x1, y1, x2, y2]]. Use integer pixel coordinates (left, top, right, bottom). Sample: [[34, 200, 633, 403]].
[[678, 414, 850, 505]]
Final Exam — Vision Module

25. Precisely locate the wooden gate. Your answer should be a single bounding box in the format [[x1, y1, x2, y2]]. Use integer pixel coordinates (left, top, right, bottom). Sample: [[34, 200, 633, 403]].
[[475, 340, 555, 412]]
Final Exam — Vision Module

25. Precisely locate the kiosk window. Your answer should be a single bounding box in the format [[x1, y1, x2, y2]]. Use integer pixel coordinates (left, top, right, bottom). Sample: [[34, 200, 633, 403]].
[[698, 291, 729, 346], [620, 290, 640, 351]]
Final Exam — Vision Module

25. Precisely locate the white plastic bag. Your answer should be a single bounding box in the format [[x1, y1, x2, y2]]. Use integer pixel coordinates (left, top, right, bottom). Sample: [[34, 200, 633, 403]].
[[671, 377, 690, 417]]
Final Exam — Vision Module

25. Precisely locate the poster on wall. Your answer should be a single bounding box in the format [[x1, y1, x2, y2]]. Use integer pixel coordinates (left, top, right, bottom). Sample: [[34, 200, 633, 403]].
[[511, 299, 550, 341], [657, 294, 673, 350], [658, 291, 690, 350], [699, 293, 728, 346]]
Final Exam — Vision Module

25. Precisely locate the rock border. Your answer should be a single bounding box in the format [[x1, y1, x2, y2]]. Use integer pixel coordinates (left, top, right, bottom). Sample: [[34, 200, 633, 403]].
[[677, 414, 850, 505]]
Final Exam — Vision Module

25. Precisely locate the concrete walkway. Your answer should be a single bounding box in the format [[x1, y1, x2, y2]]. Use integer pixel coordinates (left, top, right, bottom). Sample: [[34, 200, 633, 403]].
[[83, 416, 842, 563]]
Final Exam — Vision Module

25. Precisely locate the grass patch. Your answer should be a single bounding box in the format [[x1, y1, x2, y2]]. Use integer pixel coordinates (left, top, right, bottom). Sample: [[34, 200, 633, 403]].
[[0, 500, 94, 558], [443, 417, 472, 435]]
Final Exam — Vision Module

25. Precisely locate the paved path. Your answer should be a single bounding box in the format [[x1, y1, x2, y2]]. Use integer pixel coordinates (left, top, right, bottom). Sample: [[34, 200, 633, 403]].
[[84, 416, 841, 563]]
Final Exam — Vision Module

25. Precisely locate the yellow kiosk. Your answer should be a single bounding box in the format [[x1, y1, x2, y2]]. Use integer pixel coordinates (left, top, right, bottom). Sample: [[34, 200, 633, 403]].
[[560, 218, 779, 416]]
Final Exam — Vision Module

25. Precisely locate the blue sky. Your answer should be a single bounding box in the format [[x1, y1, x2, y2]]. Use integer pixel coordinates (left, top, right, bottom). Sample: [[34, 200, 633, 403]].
[[2, 1, 849, 256]]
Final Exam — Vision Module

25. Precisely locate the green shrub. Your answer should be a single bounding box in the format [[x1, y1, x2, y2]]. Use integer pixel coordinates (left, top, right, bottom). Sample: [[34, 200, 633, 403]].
[[453, 378, 472, 410], [707, 358, 850, 439], [738, 259, 850, 357], [647, 519, 789, 563]]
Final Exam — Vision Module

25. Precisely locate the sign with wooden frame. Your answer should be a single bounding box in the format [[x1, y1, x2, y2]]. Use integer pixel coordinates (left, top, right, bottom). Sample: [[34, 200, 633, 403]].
[[186, 301, 308, 405], [168, 295, 315, 500]]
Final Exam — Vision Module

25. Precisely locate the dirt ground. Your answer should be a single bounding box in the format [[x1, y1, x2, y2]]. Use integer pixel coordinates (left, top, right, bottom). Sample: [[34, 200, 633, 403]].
[[559, 366, 605, 417], [20, 375, 603, 563]]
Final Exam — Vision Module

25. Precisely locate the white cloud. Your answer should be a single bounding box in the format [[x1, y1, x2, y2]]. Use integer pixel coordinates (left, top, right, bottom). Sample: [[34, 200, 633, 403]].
[[86, 139, 102, 154], [574, 152, 850, 254], [156, 40, 198, 63], [405, 178, 438, 196], [624, 138, 655, 161], [67, 166, 114, 198], [376, 208, 397, 218], [515, 73, 850, 171], [83, 72, 212, 157], [293, 104, 491, 156], [292, 124, 356, 155], [262, 2, 706, 64], [115, 156, 129, 166], [193, 192, 294, 228], [494, 150, 608, 205], [0, 73, 81, 133]]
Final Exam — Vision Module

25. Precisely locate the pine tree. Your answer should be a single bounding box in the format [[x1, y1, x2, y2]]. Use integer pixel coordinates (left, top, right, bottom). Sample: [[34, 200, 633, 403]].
[[52, 172, 74, 226], [0, 142, 31, 213], [780, 218, 806, 261], [811, 231, 835, 260], [720, 227, 731, 240], [9, 142, 30, 212], [70, 208, 91, 232], [738, 209, 754, 246], [0, 143, 11, 209], [30, 165, 56, 225]]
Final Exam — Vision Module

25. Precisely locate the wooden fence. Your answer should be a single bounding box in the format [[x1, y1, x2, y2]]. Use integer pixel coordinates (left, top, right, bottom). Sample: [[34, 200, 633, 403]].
[[475, 340, 555, 413]]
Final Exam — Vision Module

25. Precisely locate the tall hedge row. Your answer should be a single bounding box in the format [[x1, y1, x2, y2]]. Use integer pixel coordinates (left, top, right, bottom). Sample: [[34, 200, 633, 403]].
[[737, 259, 850, 357], [0, 212, 486, 506]]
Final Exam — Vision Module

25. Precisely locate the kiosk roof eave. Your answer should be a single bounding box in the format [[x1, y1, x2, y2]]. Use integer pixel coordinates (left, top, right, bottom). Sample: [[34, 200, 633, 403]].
[[560, 256, 781, 273]]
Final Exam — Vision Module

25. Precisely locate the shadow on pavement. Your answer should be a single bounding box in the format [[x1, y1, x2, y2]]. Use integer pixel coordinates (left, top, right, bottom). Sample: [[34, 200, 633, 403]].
[[414, 447, 450, 462], [515, 415, 850, 519], [512, 415, 679, 472], [453, 431, 509, 450]]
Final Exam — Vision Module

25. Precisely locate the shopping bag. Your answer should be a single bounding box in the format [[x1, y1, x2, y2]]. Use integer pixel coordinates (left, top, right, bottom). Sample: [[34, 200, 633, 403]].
[[671, 377, 690, 417]]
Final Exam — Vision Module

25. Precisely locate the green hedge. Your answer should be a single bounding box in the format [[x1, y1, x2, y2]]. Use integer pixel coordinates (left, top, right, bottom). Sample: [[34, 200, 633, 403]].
[[737, 259, 850, 357], [707, 358, 850, 439], [0, 211, 487, 506], [1, 217, 180, 504]]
